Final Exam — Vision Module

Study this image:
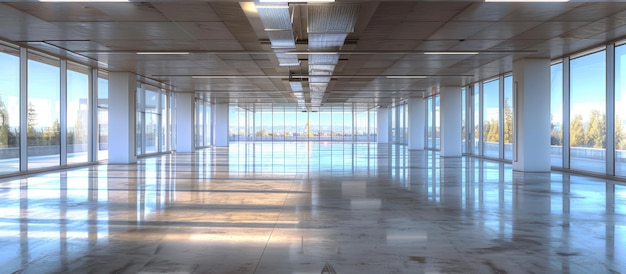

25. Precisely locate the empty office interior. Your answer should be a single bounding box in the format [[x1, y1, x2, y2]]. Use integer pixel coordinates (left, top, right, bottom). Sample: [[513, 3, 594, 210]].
[[0, 0, 625, 273]]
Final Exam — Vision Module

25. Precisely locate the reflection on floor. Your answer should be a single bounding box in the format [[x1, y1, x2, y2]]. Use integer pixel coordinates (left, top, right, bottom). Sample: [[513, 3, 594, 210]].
[[0, 142, 624, 273]]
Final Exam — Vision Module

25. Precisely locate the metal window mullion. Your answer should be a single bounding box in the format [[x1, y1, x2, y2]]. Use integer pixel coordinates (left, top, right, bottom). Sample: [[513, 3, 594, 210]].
[[607, 44, 616, 176], [19, 48, 28, 171], [563, 57, 571, 169], [499, 75, 505, 159], [60, 59, 67, 166]]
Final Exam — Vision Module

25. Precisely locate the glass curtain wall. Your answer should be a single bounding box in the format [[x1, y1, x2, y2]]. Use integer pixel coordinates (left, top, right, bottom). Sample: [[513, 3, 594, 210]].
[[389, 103, 407, 145], [427, 97, 433, 148], [615, 45, 626, 176], [0, 41, 179, 175], [483, 78, 500, 158], [0, 45, 20, 174], [462, 88, 467, 154], [473, 83, 480, 155], [97, 72, 108, 160], [461, 77, 511, 159], [551, 63, 564, 167], [454, 43, 626, 177], [27, 52, 61, 169], [434, 95, 440, 149], [136, 85, 144, 155], [570, 50, 606, 173], [169, 94, 176, 151], [136, 84, 169, 154], [161, 91, 167, 152], [503, 75, 513, 160], [194, 99, 211, 147], [66, 63, 89, 164], [229, 103, 377, 143]]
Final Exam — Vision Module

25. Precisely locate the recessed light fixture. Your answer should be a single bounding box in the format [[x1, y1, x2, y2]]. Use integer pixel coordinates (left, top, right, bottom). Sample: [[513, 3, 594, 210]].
[[259, 0, 334, 2], [39, 0, 129, 2], [284, 51, 339, 55], [255, 5, 290, 9], [424, 52, 479, 55], [386, 75, 428, 79], [136, 52, 190, 55], [485, 0, 568, 2], [192, 75, 285, 79]]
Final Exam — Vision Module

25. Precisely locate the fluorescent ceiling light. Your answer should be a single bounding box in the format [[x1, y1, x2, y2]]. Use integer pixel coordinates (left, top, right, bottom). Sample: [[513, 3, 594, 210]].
[[386, 75, 428, 79], [259, 0, 333, 2], [255, 5, 290, 9], [137, 52, 189, 55], [192, 75, 284, 79], [39, 0, 129, 2], [485, 0, 568, 2], [424, 51, 479, 55], [285, 51, 338, 55]]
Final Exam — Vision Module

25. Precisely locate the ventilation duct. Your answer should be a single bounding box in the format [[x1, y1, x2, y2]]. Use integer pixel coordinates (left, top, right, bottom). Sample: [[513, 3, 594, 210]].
[[307, 4, 359, 107], [257, 4, 299, 66]]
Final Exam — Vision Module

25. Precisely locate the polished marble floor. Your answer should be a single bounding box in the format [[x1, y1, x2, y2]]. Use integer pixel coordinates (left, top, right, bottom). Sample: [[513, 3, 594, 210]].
[[0, 142, 624, 274]]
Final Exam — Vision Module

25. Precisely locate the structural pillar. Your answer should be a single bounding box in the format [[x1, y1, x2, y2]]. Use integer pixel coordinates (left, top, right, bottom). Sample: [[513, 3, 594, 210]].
[[214, 103, 229, 147], [377, 107, 389, 143], [176, 93, 195, 153], [408, 97, 425, 150], [440, 87, 462, 157], [512, 58, 551, 172], [108, 72, 137, 164]]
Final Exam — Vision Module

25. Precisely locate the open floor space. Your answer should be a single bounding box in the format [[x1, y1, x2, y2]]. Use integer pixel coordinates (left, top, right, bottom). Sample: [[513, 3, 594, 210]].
[[0, 143, 624, 274]]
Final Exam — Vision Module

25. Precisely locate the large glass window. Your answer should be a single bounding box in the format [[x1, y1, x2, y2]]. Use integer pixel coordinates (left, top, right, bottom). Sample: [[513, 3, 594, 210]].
[[551, 63, 564, 167], [97, 73, 108, 160], [144, 87, 159, 154], [0, 46, 20, 174], [434, 96, 440, 149], [462, 88, 467, 154], [483, 79, 500, 158], [297, 109, 308, 141], [615, 45, 626, 176], [169, 93, 176, 151], [136, 85, 144, 155], [204, 102, 211, 145], [332, 105, 343, 142], [274, 105, 285, 141], [427, 97, 433, 148], [161, 91, 167, 152], [66, 63, 89, 164], [570, 50, 606, 173], [195, 100, 204, 147], [473, 83, 480, 155], [503, 75, 513, 160], [28, 52, 61, 169]]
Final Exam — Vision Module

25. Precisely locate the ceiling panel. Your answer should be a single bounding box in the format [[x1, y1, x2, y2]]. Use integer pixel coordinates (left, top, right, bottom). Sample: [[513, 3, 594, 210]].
[[0, 1, 624, 107]]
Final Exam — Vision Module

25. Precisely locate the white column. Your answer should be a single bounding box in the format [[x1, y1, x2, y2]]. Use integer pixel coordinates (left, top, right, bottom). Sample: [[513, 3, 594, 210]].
[[440, 87, 462, 157], [377, 107, 389, 143], [512, 58, 551, 172], [408, 97, 425, 150], [214, 103, 229, 147], [108, 72, 137, 164], [176, 93, 194, 153]]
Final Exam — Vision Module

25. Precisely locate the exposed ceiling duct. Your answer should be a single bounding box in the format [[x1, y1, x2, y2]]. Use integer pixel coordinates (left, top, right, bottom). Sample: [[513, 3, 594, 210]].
[[307, 4, 359, 107], [257, 4, 300, 67]]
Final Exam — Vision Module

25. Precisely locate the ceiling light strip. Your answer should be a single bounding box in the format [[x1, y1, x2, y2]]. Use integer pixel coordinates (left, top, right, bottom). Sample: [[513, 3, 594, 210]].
[[485, 0, 568, 2], [423, 52, 479, 55], [137, 52, 190, 55]]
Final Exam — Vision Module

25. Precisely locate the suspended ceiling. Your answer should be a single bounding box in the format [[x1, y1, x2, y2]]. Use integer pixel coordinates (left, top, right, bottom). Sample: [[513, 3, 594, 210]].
[[1, 0, 626, 109]]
